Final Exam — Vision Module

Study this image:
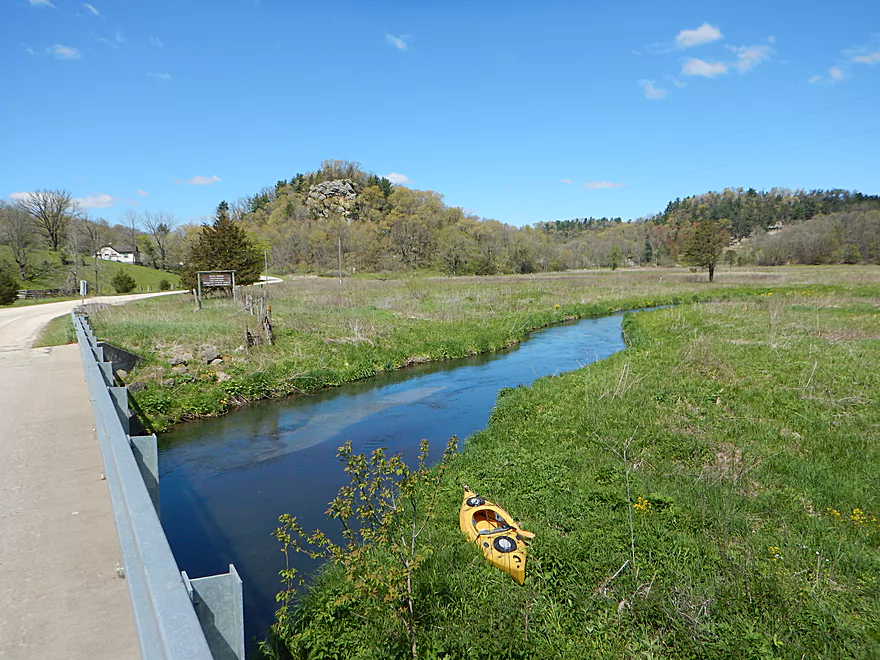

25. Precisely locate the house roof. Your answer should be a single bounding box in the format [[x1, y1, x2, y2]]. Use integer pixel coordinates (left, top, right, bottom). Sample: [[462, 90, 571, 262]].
[[99, 243, 139, 254]]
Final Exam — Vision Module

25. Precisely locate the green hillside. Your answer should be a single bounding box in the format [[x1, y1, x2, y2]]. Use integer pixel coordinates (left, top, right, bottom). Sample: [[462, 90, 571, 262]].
[[0, 245, 180, 294]]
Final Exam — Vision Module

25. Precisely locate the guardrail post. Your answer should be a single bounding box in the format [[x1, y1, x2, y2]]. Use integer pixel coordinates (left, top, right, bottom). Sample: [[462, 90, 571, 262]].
[[182, 566, 245, 660], [96, 360, 113, 384], [109, 386, 131, 434], [130, 435, 160, 516]]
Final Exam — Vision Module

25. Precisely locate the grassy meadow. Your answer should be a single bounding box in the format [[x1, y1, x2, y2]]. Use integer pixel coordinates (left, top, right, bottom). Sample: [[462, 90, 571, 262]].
[[266, 287, 880, 659], [48, 265, 879, 432]]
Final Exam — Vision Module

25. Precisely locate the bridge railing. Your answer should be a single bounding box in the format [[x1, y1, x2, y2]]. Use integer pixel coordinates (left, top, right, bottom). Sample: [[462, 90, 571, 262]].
[[72, 310, 244, 660]]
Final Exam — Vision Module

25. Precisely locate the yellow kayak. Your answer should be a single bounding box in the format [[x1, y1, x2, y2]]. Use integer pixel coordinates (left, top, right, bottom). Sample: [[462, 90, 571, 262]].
[[459, 485, 534, 585]]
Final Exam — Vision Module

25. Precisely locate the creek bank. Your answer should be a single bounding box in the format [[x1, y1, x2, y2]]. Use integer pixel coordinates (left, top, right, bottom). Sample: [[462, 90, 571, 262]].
[[119, 286, 816, 433]]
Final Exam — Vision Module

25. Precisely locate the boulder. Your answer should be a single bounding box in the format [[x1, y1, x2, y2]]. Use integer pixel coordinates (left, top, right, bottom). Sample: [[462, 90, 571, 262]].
[[201, 346, 220, 363], [214, 371, 232, 382], [161, 378, 175, 388], [127, 382, 146, 393], [171, 365, 188, 374], [169, 356, 187, 366]]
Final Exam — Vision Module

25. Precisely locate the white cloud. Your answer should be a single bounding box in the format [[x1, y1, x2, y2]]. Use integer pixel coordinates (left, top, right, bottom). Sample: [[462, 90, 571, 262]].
[[47, 44, 81, 60], [681, 58, 728, 77], [583, 181, 626, 190], [384, 172, 410, 185], [675, 23, 722, 49], [638, 79, 667, 99], [385, 33, 409, 51], [673, 78, 687, 88], [98, 31, 124, 46], [74, 193, 115, 209], [25, 46, 36, 56], [29, 0, 55, 7], [829, 66, 844, 81], [137, 189, 149, 197], [180, 175, 221, 186], [560, 178, 573, 185], [83, 3, 99, 16], [808, 75, 821, 84], [9, 192, 31, 201], [728, 43, 773, 73], [150, 36, 163, 48], [148, 72, 172, 80], [851, 51, 880, 65]]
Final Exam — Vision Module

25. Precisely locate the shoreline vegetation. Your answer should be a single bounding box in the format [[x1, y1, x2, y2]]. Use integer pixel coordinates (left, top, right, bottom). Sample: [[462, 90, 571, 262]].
[[38, 265, 880, 433]]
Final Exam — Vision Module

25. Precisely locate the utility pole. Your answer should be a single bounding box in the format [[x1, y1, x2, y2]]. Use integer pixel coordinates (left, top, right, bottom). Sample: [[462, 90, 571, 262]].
[[337, 237, 343, 295]]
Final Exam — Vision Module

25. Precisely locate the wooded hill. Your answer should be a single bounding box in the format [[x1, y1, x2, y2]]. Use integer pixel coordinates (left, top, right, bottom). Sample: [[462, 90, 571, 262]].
[[228, 161, 880, 273]]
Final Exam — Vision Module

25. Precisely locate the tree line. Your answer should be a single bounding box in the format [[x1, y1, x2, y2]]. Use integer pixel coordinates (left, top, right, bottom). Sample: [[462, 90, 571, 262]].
[[3, 168, 879, 302]]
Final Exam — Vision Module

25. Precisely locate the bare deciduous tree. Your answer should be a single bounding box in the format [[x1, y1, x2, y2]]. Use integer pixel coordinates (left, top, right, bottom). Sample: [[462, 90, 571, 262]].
[[0, 202, 36, 280], [14, 189, 79, 251], [120, 210, 141, 259], [80, 218, 109, 294], [142, 211, 178, 270]]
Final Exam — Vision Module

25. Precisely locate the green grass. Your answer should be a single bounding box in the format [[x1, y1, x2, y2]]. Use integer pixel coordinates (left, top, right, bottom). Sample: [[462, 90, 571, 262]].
[[0, 244, 180, 295], [73, 265, 880, 432], [34, 314, 76, 347], [266, 292, 880, 659]]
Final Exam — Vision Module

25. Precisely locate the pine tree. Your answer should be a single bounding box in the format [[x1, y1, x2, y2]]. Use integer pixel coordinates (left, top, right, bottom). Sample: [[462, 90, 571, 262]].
[[683, 218, 730, 282], [0, 266, 19, 305], [182, 201, 262, 290]]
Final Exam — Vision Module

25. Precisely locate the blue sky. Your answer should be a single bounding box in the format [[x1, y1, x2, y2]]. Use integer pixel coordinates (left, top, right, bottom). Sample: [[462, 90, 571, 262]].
[[2, 1, 879, 227]]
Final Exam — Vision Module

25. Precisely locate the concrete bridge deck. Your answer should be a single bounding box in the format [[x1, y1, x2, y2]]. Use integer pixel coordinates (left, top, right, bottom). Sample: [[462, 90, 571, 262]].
[[0, 295, 175, 659]]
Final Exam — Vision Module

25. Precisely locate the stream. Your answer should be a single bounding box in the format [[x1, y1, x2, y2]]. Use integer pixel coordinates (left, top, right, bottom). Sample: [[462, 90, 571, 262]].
[[159, 310, 643, 648]]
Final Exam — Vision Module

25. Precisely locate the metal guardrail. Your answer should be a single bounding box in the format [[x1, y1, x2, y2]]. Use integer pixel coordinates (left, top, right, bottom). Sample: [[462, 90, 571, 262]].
[[72, 310, 245, 660]]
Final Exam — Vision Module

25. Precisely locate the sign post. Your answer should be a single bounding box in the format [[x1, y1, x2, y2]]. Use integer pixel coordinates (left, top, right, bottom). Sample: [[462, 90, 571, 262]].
[[196, 271, 236, 309]]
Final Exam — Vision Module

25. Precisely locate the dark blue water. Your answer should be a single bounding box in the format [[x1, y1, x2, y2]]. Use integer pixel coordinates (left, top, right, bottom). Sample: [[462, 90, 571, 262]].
[[159, 311, 639, 649]]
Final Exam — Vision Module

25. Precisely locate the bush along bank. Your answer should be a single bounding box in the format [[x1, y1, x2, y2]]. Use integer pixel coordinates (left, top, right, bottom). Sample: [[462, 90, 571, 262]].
[[263, 294, 880, 659], [92, 281, 880, 433]]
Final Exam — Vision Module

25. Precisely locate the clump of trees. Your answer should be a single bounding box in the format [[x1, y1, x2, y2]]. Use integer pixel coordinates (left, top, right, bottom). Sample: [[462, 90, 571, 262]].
[[746, 210, 880, 266]]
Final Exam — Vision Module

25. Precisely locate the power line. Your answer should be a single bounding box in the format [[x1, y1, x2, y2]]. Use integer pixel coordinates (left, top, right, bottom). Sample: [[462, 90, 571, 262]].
[[502, 93, 874, 206], [540, 124, 880, 220]]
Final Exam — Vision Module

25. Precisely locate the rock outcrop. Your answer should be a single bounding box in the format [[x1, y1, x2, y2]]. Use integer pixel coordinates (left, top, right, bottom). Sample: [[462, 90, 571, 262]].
[[306, 179, 358, 221]]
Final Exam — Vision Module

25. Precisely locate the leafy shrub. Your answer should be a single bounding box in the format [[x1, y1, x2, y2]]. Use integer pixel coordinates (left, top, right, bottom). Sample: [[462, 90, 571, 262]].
[[158, 279, 171, 291], [0, 267, 18, 305], [111, 270, 137, 294]]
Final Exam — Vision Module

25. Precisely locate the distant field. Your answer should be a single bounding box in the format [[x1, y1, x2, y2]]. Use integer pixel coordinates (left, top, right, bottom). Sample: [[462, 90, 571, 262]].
[[60, 265, 880, 431]]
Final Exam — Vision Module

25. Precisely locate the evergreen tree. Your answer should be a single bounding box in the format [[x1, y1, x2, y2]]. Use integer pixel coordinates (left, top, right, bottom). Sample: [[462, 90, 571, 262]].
[[683, 218, 730, 282], [183, 201, 262, 290], [111, 270, 137, 293], [0, 266, 18, 305]]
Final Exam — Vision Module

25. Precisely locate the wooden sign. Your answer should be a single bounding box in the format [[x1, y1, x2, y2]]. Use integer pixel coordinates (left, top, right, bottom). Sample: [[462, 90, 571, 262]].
[[200, 272, 233, 287]]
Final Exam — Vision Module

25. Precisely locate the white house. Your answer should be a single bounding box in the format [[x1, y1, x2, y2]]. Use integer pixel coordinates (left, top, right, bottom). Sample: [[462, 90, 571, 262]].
[[97, 243, 140, 265]]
